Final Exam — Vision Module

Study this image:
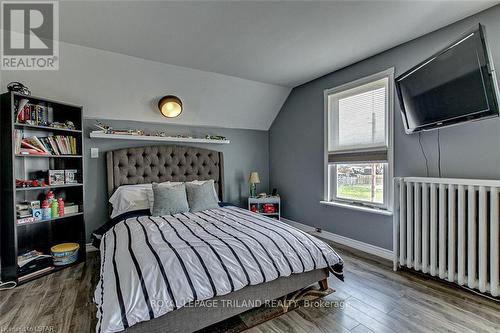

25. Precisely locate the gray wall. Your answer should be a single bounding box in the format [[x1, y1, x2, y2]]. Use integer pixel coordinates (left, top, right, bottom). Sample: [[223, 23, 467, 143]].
[[84, 119, 269, 241], [269, 5, 500, 250]]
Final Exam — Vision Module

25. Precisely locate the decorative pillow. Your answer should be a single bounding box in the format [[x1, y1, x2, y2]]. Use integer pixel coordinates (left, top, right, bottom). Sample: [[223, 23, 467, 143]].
[[146, 181, 183, 211], [151, 183, 189, 216], [185, 180, 220, 212], [188, 179, 220, 202]]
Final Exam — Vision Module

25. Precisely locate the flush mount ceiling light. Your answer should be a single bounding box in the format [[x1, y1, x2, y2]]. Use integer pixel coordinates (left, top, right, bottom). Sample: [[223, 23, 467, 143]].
[[158, 95, 183, 118]]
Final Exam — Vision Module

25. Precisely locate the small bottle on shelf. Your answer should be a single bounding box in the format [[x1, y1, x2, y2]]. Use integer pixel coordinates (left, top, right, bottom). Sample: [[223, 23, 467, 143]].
[[41, 200, 51, 220], [57, 198, 65, 217], [51, 200, 59, 218]]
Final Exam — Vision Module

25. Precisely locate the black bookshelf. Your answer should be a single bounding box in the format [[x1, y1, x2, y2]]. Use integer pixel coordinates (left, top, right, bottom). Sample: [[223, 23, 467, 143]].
[[0, 92, 86, 285]]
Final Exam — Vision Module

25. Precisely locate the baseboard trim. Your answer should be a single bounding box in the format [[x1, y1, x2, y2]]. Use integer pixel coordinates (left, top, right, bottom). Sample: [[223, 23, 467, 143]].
[[281, 218, 393, 261]]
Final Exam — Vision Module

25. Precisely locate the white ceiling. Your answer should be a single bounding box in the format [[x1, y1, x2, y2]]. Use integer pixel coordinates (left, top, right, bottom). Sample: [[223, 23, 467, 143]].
[[60, 1, 499, 88]]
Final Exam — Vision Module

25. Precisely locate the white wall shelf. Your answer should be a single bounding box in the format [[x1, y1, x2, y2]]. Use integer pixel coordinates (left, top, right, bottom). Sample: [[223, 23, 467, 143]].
[[89, 131, 230, 144]]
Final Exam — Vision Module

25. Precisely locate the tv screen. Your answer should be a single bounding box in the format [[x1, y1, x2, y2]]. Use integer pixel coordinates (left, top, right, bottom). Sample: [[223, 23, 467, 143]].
[[396, 24, 499, 134]]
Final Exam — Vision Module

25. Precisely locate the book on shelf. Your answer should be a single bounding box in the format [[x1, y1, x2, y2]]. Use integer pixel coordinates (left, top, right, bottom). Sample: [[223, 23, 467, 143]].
[[18, 266, 54, 282], [15, 99, 49, 126], [14, 129, 23, 154], [16, 134, 78, 155], [19, 149, 48, 155], [64, 204, 79, 215], [17, 250, 52, 268], [17, 216, 41, 224], [21, 139, 44, 152]]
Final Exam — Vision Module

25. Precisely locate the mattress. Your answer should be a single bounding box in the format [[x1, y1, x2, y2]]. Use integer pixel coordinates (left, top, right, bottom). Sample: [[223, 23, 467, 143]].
[[94, 206, 343, 333]]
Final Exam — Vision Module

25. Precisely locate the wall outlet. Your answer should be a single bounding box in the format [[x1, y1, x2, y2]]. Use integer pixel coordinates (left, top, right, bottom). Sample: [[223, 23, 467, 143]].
[[90, 148, 99, 158]]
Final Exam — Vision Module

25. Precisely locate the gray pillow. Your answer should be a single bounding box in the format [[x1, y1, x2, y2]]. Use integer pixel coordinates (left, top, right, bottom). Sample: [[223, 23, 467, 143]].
[[185, 180, 220, 212], [151, 183, 189, 216]]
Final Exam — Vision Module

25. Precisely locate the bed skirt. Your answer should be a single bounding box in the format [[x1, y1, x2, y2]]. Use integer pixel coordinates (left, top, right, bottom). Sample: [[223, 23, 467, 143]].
[[126, 268, 329, 333]]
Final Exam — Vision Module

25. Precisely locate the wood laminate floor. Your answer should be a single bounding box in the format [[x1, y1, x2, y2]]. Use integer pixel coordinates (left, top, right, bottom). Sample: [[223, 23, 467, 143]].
[[1, 241, 499, 333]]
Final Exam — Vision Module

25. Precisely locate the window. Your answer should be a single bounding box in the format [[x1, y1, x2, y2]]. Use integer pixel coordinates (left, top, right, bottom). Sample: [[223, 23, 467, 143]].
[[324, 69, 394, 211]]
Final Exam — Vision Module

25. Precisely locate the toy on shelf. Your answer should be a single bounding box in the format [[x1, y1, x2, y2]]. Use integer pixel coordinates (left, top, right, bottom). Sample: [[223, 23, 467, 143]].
[[248, 196, 281, 220], [50, 200, 58, 218], [57, 198, 65, 217], [48, 170, 65, 185], [205, 135, 227, 141], [94, 121, 113, 133], [49, 120, 76, 130], [16, 179, 48, 188], [41, 200, 51, 220], [263, 203, 277, 214], [15, 191, 71, 224]]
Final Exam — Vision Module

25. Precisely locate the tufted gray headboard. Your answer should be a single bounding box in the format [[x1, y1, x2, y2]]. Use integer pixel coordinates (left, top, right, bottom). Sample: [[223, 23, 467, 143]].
[[106, 145, 224, 200]]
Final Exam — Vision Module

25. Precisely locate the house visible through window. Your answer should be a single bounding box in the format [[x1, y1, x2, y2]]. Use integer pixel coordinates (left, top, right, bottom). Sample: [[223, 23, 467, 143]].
[[325, 68, 394, 211]]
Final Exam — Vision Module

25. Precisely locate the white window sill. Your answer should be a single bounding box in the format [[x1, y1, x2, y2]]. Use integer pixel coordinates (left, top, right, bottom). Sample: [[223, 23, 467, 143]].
[[319, 200, 393, 216]]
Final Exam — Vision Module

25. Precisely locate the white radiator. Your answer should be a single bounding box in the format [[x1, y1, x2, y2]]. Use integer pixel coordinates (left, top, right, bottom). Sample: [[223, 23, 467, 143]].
[[393, 177, 500, 297]]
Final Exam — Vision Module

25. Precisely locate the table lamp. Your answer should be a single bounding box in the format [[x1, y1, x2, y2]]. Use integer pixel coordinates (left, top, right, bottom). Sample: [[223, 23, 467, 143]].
[[248, 171, 260, 198]]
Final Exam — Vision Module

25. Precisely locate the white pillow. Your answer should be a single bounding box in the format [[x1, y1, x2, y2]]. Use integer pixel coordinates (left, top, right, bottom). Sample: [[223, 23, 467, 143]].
[[109, 184, 152, 218]]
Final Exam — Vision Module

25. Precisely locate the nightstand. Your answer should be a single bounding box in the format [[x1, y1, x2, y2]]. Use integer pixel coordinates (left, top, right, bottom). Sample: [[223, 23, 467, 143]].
[[248, 196, 281, 220]]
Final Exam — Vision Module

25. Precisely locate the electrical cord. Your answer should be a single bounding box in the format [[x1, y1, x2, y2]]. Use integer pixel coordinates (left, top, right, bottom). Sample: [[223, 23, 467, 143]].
[[437, 129, 442, 178], [418, 132, 429, 177], [0, 280, 17, 291]]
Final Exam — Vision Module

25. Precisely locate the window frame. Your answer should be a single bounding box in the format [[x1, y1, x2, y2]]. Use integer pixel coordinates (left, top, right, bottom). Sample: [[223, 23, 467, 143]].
[[323, 68, 395, 212]]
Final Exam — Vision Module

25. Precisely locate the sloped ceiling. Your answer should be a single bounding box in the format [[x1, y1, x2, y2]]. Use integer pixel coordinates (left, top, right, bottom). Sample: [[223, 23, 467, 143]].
[[59, 1, 499, 87]]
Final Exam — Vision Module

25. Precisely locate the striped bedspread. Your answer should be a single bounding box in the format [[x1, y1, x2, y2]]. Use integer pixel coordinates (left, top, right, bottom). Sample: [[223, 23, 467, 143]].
[[94, 206, 343, 333]]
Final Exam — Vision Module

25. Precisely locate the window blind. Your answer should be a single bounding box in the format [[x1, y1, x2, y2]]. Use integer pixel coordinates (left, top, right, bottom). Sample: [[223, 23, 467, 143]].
[[328, 77, 389, 164], [328, 149, 388, 163]]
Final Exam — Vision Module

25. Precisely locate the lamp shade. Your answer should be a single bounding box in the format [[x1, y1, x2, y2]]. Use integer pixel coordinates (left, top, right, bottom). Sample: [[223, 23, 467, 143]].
[[248, 171, 260, 184], [158, 95, 182, 118]]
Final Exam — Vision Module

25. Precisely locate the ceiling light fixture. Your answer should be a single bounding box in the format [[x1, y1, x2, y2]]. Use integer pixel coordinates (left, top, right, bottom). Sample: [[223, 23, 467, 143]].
[[158, 95, 183, 118]]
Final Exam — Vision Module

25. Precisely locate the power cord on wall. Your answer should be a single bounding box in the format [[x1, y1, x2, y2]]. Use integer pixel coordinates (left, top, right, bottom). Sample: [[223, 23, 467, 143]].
[[418, 132, 430, 177], [437, 129, 442, 177]]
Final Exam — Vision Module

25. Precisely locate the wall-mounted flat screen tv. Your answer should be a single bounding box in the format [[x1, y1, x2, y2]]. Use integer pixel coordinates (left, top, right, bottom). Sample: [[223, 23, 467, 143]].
[[396, 24, 499, 134]]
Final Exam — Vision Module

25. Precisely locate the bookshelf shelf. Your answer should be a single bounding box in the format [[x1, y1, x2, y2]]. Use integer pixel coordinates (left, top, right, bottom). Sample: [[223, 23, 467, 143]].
[[18, 259, 83, 284], [248, 197, 281, 220], [16, 184, 83, 191], [17, 212, 84, 227], [14, 123, 82, 133], [15, 154, 83, 158], [1, 91, 86, 286]]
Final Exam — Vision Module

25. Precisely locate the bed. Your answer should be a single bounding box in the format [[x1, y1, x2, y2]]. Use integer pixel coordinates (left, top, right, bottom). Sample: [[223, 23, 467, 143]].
[[94, 145, 343, 333]]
